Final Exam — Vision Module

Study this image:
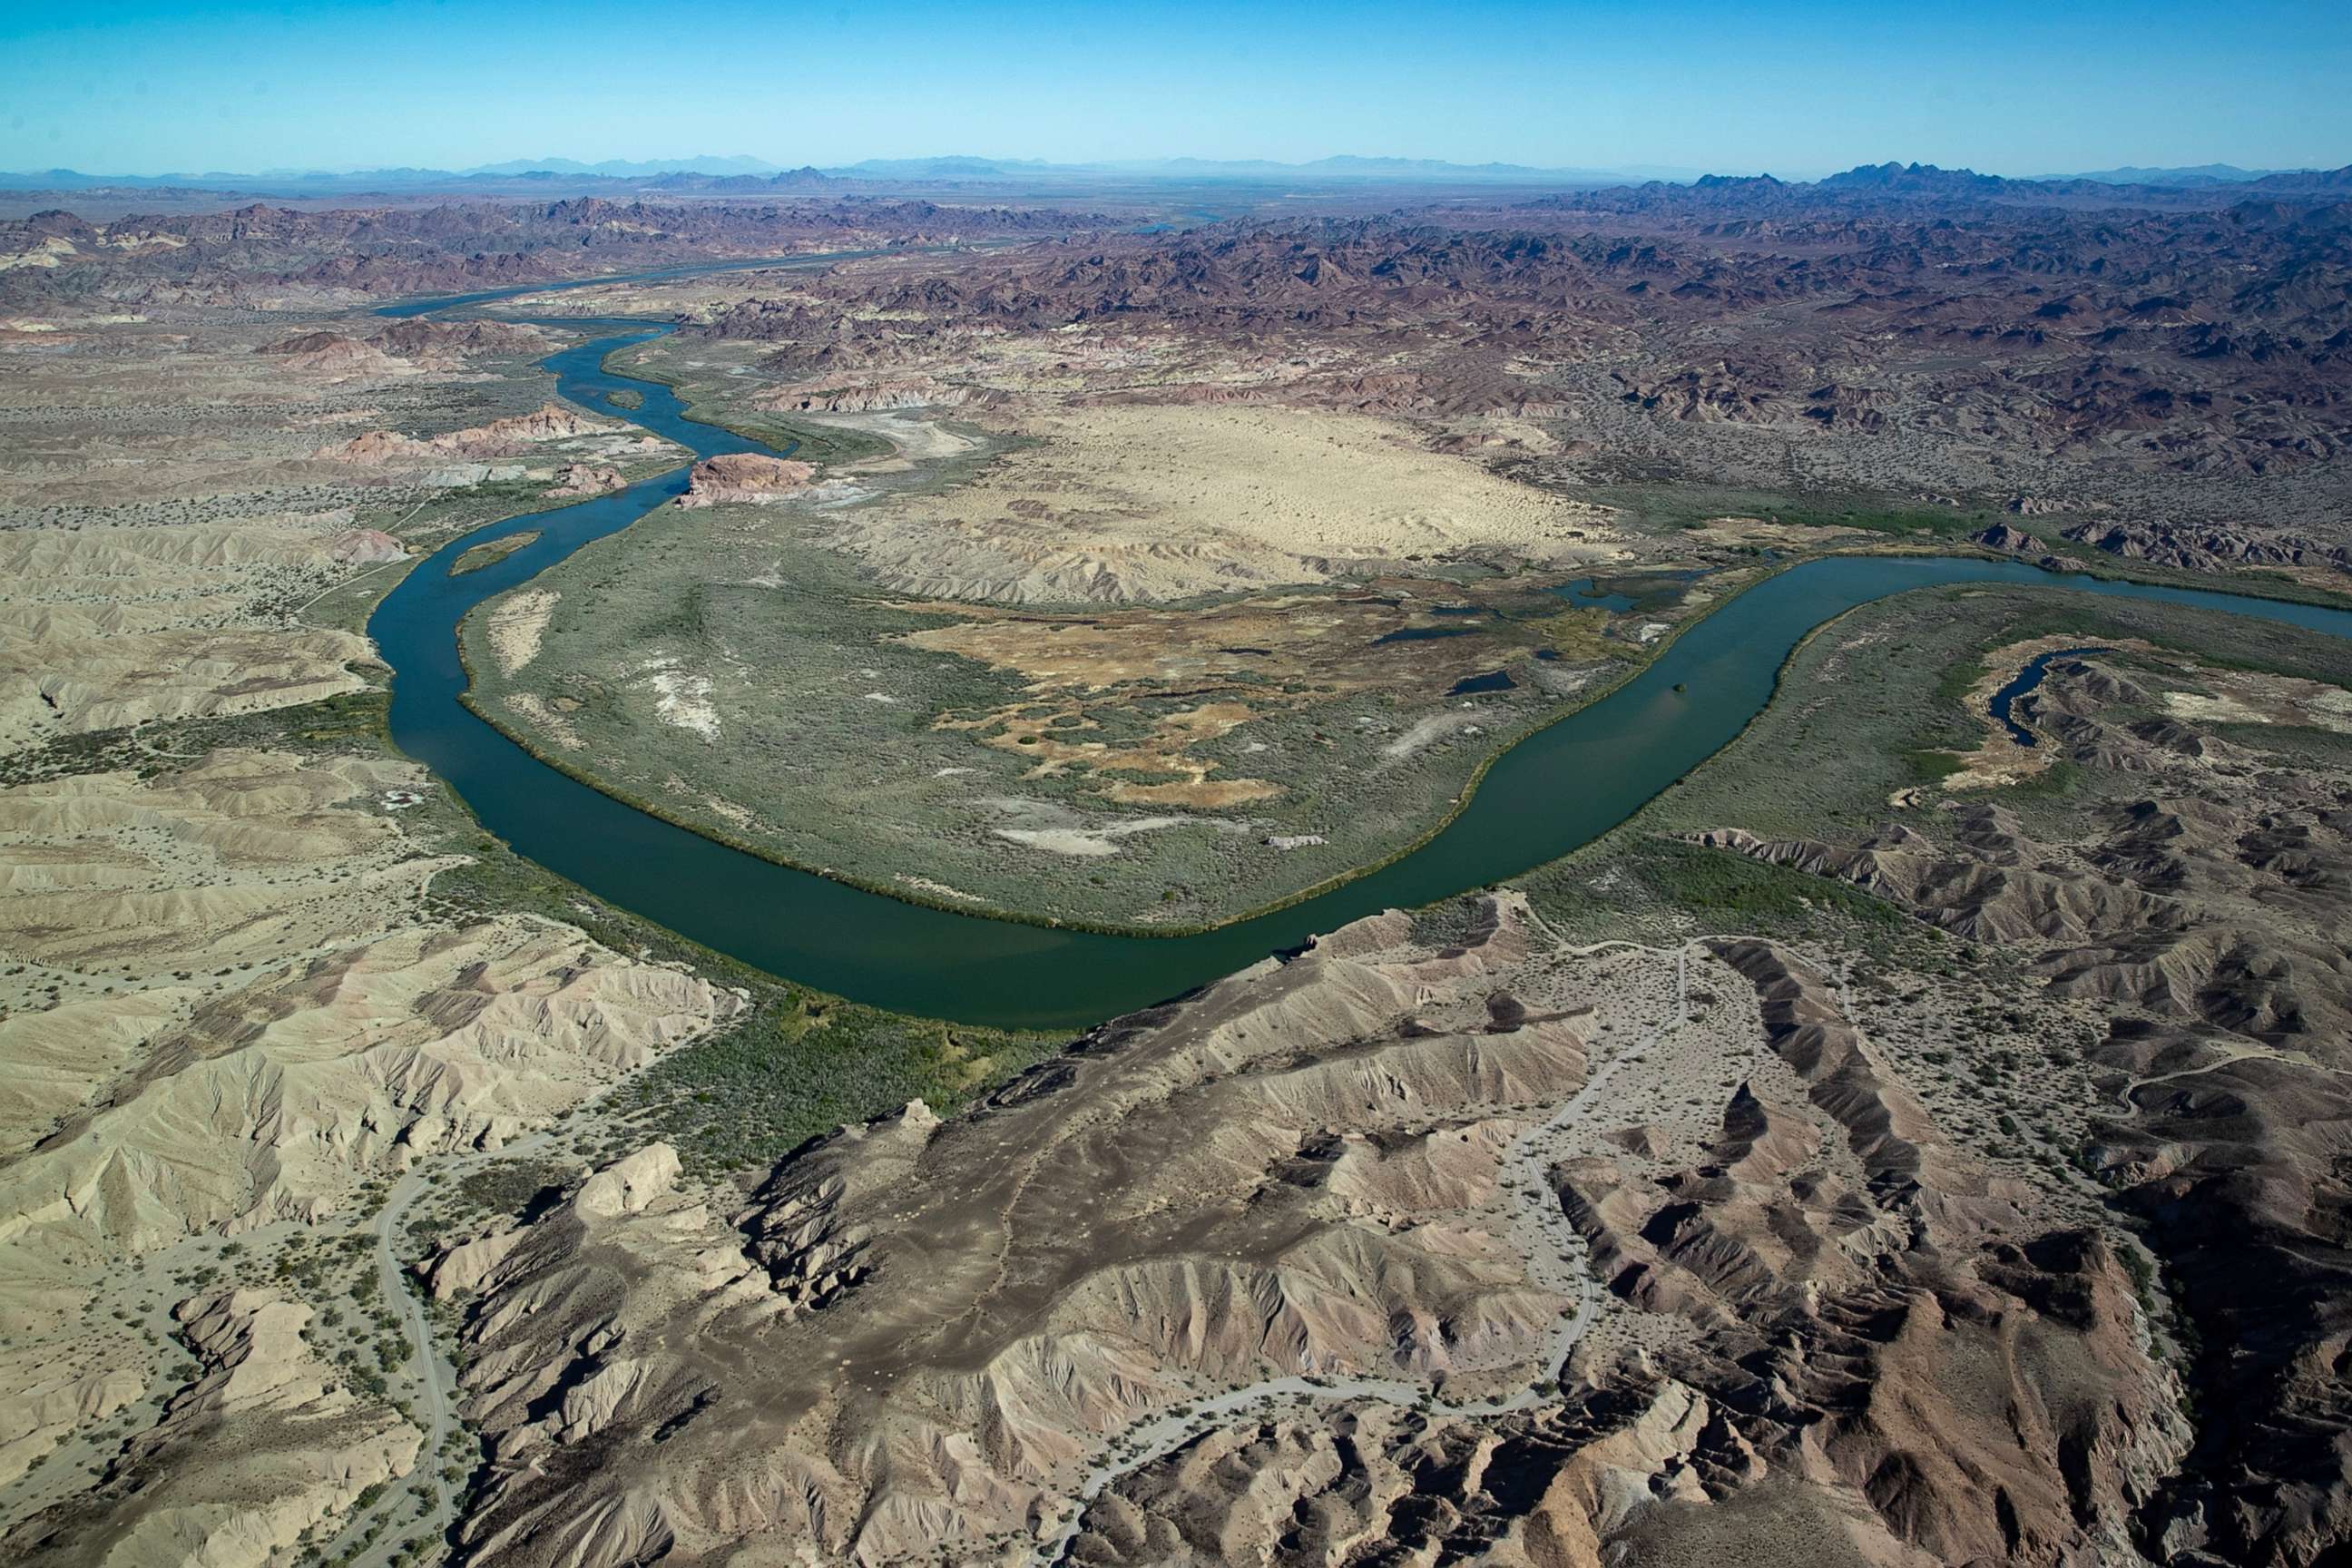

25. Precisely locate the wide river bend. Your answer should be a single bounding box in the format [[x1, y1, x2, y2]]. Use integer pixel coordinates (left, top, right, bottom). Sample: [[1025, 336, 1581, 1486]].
[[368, 280, 2352, 1029]]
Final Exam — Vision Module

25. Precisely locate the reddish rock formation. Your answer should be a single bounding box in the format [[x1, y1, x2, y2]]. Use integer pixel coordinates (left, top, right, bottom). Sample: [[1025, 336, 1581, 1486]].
[[672, 453, 816, 508]]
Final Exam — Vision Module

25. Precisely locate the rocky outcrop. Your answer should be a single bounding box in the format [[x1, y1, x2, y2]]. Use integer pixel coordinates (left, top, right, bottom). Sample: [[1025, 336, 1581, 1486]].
[[1690, 807, 2189, 952], [1972, 521, 2040, 553], [317, 402, 659, 466], [258, 318, 548, 378], [5, 1289, 421, 1568], [436, 896, 1590, 1565], [1696, 649, 2352, 1564], [1073, 1243, 2175, 1568], [691, 187, 2352, 483], [1704, 939, 1981, 1200], [671, 452, 817, 508], [0, 516, 397, 750], [1693, 786, 2350, 1045], [0, 198, 1101, 308], [549, 463, 626, 496], [255, 329, 407, 377], [1066, 1388, 1711, 1567], [2063, 518, 2352, 575], [1069, 938, 2185, 1566], [327, 525, 406, 563], [419, 871, 2227, 1566], [0, 914, 739, 1252], [368, 316, 548, 365], [756, 374, 992, 414], [0, 744, 743, 1255]]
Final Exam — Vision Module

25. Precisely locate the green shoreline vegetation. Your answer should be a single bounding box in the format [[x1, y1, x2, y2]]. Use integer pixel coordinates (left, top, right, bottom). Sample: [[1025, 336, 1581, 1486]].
[[407, 309, 2352, 940], [447, 554, 2352, 1175], [24, 541, 2352, 1184], [450, 523, 2346, 941], [446, 528, 1736, 936], [15, 681, 1063, 1181], [448, 530, 541, 576], [1535, 576, 2352, 868], [442, 534, 2277, 940], [425, 785, 1063, 1181], [1597, 482, 2352, 612], [598, 335, 898, 466]]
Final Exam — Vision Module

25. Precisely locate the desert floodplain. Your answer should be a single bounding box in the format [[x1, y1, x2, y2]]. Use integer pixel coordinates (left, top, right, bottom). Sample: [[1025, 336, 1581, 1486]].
[[2, 146, 2351, 1568]]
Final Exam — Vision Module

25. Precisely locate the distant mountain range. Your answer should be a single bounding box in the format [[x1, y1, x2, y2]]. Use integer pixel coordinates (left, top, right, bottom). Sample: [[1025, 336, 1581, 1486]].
[[2035, 163, 2286, 186], [995, 154, 1710, 182], [1813, 160, 2350, 200], [0, 153, 2337, 196], [750, 153, 1712, 184], [0, 157, 801, 191], [462, 155, 788, 178], [0, 153, 1705, 192]]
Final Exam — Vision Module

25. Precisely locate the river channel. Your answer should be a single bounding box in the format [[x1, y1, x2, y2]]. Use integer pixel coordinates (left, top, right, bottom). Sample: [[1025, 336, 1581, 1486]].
[[368, 274, 2352, 1028]]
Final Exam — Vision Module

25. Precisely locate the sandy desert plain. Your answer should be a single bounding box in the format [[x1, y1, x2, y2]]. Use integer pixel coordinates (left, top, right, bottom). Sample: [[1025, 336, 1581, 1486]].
[[1, 169, 2351, 1568]]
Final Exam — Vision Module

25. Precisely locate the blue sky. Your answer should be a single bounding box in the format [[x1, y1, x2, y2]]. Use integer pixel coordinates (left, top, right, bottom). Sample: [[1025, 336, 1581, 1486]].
[[3, 0, 2346, 177]]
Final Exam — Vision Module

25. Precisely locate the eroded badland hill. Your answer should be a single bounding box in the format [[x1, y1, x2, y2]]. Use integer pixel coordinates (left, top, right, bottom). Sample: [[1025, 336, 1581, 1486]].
[[2, 165, 2350, 1567]]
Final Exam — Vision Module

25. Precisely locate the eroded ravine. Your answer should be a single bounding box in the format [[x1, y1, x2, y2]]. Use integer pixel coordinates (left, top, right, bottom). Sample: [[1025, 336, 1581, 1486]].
[[368, 286, 2352, 1031], [1025, 933, 1694, 1563]]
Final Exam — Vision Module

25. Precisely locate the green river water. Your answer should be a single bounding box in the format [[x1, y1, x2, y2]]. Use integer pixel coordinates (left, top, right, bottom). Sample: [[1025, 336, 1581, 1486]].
[[368, 277, 2352, 1029]]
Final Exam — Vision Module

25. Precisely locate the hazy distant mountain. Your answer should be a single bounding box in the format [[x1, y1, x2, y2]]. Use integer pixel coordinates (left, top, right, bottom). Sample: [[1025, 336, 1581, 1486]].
[[828, 156, 1060, 179], [1135, 155, 1573, 177], [0, 167, 270, 190], [645, 167, 838, 191], [1112, 154, 1679, 182], [461, 155, 785, 178], [5, 153, 2337, 200], [815, 153, 1695, 184], [1816, 161, 2352, 201], [0, 155, 797, 190], [0, 157, 1668, 194], [2249, 164, 2352, 193], [2049, 163, 2288, 186]]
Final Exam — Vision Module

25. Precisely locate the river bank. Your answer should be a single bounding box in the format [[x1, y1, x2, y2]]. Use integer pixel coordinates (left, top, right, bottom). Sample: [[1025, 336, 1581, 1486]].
[[368, 289, 2352, 1030]]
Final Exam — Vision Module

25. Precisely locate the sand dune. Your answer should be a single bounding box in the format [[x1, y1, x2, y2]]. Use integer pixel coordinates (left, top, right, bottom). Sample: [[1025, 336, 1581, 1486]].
[[826, 403, 1622, 603]]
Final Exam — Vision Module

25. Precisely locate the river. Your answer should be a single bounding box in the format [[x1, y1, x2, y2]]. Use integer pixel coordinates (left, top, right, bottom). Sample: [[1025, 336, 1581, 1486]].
[[368, 279, 2352, 1029]]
